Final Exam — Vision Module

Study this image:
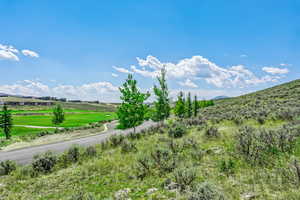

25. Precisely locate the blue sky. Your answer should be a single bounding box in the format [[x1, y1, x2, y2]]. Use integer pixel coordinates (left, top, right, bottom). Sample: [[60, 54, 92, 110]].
[[0, 0, 299, 102]]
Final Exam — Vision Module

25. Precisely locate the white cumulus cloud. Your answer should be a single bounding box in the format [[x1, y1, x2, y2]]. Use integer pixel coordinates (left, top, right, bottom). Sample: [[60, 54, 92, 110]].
[[22, 49, 39, 58], [0, 44, 39, 61], [178, 79, 198, 88], [113, 66, 132, 74], [0, 44, 19, 61], [112, 73, 119, 77], [262, 67, 289, 75], [127, 55, 284, 88]]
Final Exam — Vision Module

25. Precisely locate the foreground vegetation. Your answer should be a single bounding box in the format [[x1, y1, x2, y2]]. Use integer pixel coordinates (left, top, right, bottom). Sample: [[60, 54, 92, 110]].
[[0, 79, 299, 199]]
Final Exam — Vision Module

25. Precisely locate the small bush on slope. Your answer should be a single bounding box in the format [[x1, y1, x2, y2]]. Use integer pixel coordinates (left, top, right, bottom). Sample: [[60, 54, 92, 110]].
[[168, 123, 187, 138], [188, 182, 226, 200], [0, 160, 16, 176], [32, 151, 57, 173]]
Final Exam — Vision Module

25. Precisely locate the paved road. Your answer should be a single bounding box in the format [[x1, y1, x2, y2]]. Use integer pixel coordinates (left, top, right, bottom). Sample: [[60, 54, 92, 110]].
[[0, 121, 157, 165]]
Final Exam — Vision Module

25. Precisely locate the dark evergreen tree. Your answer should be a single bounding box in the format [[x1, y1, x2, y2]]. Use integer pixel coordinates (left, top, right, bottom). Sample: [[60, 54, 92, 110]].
[[174, 91, 185, 118], [193, 95, 199, 117], [0, 105, 13, 139], [153, 67, 170, 123], [186, 92, 192, 118], [52, 104, 65, 127]]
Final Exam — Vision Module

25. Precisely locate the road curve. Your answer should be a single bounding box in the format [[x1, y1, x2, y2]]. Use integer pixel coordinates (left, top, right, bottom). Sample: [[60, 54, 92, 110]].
[[0, 121, 157, 165]]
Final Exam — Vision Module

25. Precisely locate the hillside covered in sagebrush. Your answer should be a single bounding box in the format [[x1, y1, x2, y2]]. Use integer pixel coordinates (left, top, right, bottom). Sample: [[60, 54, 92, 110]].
[[0, 79, 300, 200]]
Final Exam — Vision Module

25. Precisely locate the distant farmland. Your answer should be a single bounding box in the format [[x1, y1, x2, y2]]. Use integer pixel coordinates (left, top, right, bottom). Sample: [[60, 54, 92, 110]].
[[13, 112, 117, 128], [0, 97, 118, 139]]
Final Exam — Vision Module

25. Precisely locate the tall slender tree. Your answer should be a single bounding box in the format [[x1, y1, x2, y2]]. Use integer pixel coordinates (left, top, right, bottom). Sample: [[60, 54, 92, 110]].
[[193, 95, 199, 117], [0, 105, 13, 139], [52, 104, 65, 127], [174, 91, 185, 118], [117, 74, 150, 133], [186, 92, 192, 118], [153, 66, 170, 124]]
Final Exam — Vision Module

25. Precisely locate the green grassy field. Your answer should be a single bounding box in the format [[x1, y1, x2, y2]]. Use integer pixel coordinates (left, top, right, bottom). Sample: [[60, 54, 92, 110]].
[[0, 126, 52, 138], [13, 112, 117, 128], [11, 108, 95, 114]]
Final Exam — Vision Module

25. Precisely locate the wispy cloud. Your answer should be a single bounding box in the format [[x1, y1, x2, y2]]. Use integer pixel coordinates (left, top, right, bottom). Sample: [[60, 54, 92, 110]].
[[0, 44, 39, 61], [178, 79, 198, 88], [22, 49, 39, 58], [262, 67, 289, 74], [0, 44, 19, 61], [111, 73, 119, 77], [240, 54, 248, 58], [113, 66, 132, 74]]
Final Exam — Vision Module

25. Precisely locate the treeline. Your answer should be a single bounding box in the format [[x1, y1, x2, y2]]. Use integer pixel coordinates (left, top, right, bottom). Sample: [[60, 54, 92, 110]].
[[173, 92, 214, 119]]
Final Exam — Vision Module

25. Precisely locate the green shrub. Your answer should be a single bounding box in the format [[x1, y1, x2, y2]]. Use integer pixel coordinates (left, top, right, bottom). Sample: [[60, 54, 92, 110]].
[[188, 182, 226, 200], [173, 166, 197, 191], [236, 125, 297, 165], [67, 145, 81, 163], [204, 126, 220, 138], [136, 154, 153, 180], [168, 123, 187, 138], [85, 146, 97, 157], [32, 151, 57, 173], [150, 147, 178, 173], [219, 158, 236, 175], [109, 134, 125, 147], [121, 139, 137, 153], [167, 139, 183, 154], [191, 149, 205, 162], [0, 160, 17, 176], [18, 165, 38, 178]]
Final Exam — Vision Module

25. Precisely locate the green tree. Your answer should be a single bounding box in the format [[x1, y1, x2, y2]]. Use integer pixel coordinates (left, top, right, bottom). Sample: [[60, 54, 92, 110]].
[[117, 74, 150, 133], [52, 104, 65, 126], [174, 91, 185, 118], [0, 105, 13, 139], [153, 67, 170, 124], [193, 95, 199, 117], [186, 92, 192, 118]]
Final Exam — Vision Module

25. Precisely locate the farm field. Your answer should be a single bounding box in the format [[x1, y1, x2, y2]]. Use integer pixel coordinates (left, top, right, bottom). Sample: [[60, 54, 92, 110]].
[[0, 101, 118, 144], [12, 112, 117, 128], [11, 108, 93, 114], [4, 126, 52, 138]]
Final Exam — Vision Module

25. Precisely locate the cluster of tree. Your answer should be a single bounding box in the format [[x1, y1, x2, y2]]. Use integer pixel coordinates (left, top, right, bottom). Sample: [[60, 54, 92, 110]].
[[117, 66, 216, 131], [117, 67, 170, 132], [174, 93, 214, 119], [174, 92, 201, 118], [199, 100, 214, 108]]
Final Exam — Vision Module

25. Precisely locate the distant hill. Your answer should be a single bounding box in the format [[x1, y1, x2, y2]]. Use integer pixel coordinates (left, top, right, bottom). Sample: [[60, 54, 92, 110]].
[[0, 93, 9, 97], [212, 95, 229, 100]]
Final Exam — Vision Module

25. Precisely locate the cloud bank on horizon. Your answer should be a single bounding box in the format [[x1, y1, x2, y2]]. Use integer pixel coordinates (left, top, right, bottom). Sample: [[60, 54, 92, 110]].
[[0, 51, 291, 102]]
